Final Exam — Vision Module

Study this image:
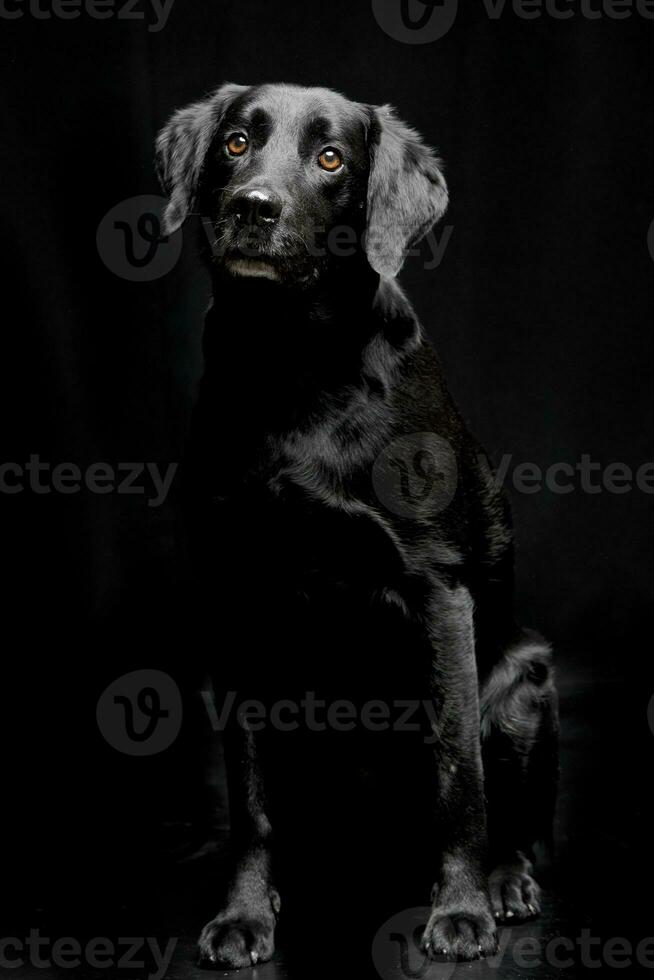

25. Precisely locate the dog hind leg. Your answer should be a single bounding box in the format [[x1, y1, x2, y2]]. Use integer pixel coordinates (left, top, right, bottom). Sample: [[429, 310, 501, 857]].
[[480, 629, 559, 922]]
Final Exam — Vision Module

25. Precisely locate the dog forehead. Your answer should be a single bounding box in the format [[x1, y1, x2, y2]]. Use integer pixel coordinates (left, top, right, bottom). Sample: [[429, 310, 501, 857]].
[[242, 84, 368, 141]]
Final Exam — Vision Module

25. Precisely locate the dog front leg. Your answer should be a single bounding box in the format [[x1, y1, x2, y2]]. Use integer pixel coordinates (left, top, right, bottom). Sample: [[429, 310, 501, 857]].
[[421, 583, 497, 961], [197, 720, 280, 968]]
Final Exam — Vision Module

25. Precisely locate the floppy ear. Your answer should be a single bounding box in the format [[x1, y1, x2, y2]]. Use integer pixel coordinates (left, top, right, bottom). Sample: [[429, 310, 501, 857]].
[[365, 105, 448, 278], [155, 83, 249, 234]]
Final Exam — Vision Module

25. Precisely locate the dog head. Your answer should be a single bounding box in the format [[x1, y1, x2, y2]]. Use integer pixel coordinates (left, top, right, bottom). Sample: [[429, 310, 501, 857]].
[[156, 82, 448, 285]]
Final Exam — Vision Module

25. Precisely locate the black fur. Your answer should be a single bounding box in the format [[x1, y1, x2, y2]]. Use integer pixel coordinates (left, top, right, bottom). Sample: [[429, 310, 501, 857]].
[[156, 82, 559, 969]]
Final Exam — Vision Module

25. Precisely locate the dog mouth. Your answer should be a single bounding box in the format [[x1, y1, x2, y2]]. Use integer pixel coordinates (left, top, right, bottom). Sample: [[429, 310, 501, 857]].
[[221, 241, 320, 288], [224, 254, 282, 282], [212, 219, 320, 286]]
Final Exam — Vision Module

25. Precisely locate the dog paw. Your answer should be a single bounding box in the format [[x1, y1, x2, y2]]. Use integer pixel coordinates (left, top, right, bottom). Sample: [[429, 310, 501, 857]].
[[421, 895, 498, 961], [198, 890, 279, 968], [489, 863, 541, 922]]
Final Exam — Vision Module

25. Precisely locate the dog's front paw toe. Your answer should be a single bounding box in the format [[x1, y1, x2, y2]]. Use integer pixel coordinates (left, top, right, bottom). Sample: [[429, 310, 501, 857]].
[[489, 865, 541, 922], [422, 906, 497, 961], [198, 913, 275, 969]]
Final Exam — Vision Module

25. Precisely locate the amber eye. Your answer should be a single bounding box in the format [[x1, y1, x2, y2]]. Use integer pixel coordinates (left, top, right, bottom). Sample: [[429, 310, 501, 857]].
[[226, 133, 248, 156], [318, 147, 343, 172]]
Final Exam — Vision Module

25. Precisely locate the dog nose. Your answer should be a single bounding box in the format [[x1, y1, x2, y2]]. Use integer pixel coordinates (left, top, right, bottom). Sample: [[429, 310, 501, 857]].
[[231, 190, 283, 228]]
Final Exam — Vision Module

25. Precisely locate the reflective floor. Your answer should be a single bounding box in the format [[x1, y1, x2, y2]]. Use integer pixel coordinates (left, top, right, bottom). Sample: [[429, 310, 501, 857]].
[[8, 672, 648, 980]]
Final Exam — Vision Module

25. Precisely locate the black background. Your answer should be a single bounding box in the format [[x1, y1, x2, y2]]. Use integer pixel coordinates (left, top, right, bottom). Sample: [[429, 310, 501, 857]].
[[1, 0, 653, 972]]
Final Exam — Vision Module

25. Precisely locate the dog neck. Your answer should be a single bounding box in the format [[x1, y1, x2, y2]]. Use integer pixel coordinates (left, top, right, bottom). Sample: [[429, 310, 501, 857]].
[[205, 262, 418, 366], [199, 264, 422, 436]]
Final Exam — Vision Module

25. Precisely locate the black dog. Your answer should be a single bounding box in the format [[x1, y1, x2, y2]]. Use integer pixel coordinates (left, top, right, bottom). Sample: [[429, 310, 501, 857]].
[[156, 83, 559, 969]]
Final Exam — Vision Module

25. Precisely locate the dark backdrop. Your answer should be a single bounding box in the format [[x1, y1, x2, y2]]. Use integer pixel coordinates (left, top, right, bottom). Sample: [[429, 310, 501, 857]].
[[1, 0, 653, 966]]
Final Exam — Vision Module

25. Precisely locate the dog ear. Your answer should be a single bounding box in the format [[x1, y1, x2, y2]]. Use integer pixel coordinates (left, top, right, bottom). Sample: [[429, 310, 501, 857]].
[[364, 105, 448, 278], [155, 83, 249, 234]]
